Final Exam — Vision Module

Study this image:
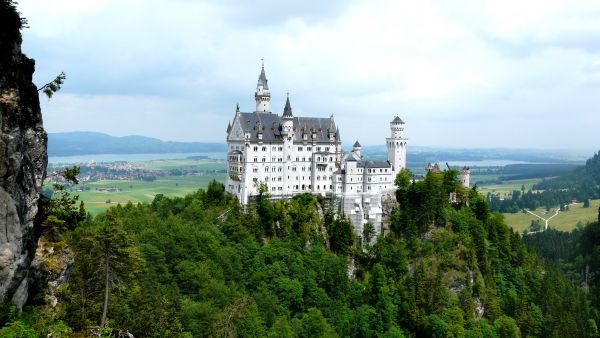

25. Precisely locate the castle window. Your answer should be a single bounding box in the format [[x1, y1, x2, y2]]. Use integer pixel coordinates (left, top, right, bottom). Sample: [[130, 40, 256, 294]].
[[254, 157, 257, 162], [253, 146, 258, 151], [262, 158, 266, 162], [326, 147, 330, 151], [298, 146, 303, 151], [308, 147, 312, 151], [262, 146, 266, 151]]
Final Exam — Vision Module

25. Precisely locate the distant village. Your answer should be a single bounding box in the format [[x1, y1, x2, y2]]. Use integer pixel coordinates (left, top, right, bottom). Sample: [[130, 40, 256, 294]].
[[46, 160, 226, 190]]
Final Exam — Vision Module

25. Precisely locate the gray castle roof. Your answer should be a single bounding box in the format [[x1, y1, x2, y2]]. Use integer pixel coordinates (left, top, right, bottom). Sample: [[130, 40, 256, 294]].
[[236, 111, 339, 143], [392, 116, 404, 124], [353, 140, 361, 148], [257, 65, 269, 90], [358, 159, 390, 168]]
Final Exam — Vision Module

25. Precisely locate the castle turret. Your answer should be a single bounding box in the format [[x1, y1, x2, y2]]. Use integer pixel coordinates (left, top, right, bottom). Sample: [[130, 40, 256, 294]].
[[352, 140, 362, 160], [255, 62, 271, 112], [386, 115, 408, 175], [461, 166, 470, 188], [282, 95, 294, 195], [282, 94, 294, 138]]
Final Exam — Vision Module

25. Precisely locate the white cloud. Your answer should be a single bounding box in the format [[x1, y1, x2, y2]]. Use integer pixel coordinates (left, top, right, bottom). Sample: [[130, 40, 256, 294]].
[[18, 0, 600, 148]]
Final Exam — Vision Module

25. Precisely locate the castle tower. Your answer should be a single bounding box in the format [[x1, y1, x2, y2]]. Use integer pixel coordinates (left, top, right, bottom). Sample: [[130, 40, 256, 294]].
[[460, 166, 470, 188], [255, 62, 270, 112], [352, 140, 362, 160], [282, 95, 294, 195], [386, 115, 408, 175]]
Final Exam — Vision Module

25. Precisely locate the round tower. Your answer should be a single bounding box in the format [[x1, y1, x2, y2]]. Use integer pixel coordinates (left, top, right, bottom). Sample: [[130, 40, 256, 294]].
[[460, 166, 470, 188], [386, 115, 408, 175], [255, 62, 271, 112]]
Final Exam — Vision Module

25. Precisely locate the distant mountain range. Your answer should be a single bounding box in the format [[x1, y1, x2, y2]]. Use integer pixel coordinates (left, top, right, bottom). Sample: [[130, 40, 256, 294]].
[[49, 132, 591, 165], [48, 132, 227, 156]]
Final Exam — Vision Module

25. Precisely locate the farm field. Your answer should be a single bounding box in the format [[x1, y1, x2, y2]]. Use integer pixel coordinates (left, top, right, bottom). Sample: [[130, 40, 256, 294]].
[[475, 177, 543, 196], [74, 174, 226, 215], [137, 158, 226, 171], [502, 199, 600, 233]]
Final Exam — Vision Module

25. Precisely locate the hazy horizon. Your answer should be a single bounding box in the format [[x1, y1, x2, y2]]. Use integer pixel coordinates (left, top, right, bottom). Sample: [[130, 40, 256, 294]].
[[20, 0, 600, 149]]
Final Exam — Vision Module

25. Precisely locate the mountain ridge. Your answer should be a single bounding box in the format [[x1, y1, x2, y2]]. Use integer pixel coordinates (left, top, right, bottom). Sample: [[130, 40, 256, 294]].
[[48, 131, 227, 156]]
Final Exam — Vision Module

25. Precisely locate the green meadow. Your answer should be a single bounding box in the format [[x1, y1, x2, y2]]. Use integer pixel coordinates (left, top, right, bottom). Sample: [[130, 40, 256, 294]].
[[75, 174, 226, 215], [474, 174, 597, 233], [502, 199, 600, 233], [476, 177, 543, 196], [137, 158, 226, 171]]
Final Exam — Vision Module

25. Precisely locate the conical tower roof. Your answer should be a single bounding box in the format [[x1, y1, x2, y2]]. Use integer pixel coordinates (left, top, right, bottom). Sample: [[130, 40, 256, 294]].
[[257, 64, 269, 90], [283, 95, 293, 118]]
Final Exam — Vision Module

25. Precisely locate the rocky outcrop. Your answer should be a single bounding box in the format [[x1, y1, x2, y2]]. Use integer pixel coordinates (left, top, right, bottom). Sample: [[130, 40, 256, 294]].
[[0, 1, 48, 308]]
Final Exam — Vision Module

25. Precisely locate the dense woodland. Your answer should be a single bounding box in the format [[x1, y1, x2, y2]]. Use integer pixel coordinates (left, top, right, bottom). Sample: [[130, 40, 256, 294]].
[[489, 151, 600, 213], [1, 167, 599, 337]]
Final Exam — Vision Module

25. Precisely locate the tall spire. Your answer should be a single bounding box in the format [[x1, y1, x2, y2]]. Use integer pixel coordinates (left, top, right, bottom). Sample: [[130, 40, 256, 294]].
[[255, 60, 271, 112], [283, 93, 293, 118], [257, 59, 269, 90]]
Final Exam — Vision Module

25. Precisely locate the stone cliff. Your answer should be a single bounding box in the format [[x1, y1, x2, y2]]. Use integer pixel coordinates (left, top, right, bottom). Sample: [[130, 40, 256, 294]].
[[0, 1, 48, 308]]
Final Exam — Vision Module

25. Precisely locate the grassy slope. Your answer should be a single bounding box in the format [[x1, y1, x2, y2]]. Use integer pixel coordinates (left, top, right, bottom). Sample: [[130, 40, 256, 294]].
[[503, 199, 600, 233]]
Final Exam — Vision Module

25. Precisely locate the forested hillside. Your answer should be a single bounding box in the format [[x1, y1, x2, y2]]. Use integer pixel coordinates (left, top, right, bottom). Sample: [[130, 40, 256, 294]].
[[524, 215, 600, 310], [2, 169, 598, 337]]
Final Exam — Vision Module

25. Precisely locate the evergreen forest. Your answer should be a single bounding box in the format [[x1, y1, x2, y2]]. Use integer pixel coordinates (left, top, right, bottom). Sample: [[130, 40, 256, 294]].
[[2, 168, 599, 337]]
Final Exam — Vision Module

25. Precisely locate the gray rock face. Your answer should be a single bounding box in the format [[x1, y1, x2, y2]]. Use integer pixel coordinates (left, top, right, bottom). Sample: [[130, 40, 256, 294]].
[[0, 3, 48, 308]]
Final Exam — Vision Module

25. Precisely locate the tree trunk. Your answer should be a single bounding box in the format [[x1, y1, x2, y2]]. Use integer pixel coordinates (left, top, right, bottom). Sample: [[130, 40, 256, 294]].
[[100, 253, 110, 327]]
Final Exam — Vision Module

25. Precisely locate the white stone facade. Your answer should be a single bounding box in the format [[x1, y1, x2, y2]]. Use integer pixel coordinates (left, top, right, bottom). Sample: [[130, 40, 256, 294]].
[[225, 65, 407, 238]]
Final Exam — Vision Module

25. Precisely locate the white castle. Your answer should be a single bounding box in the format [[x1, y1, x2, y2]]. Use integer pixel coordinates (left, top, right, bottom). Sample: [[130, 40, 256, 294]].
[[226, 64, 443, 239]]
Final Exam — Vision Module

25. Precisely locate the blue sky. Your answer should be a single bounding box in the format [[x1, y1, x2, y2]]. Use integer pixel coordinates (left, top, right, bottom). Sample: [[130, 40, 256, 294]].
[[19, 0, 600, 149]]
